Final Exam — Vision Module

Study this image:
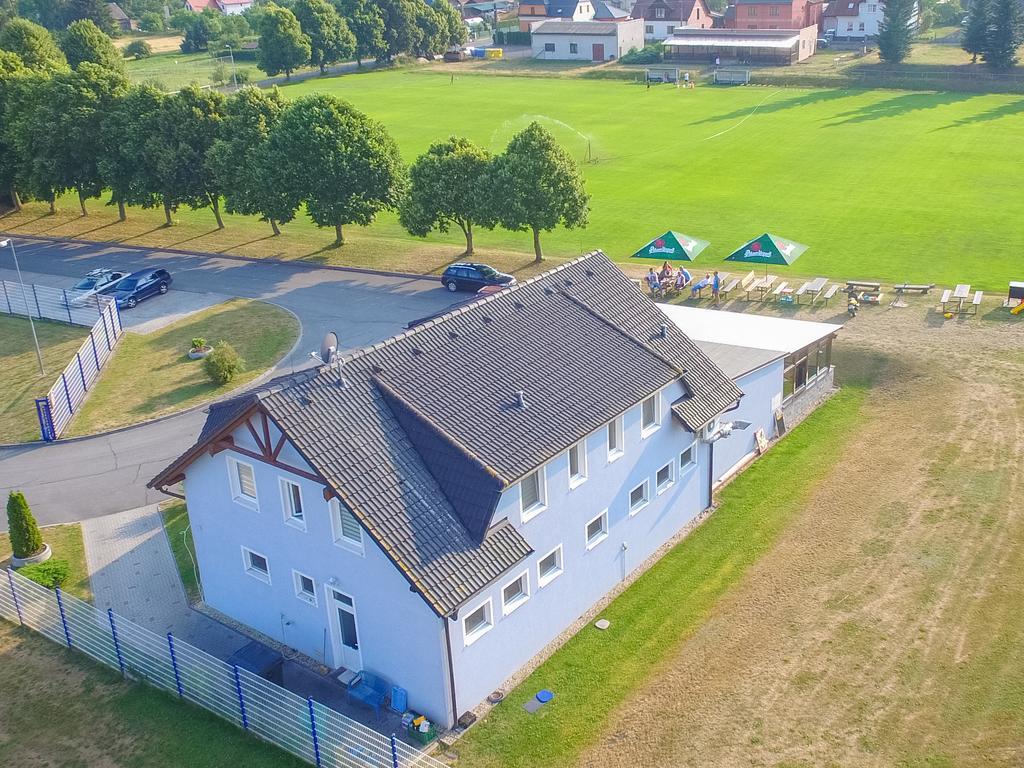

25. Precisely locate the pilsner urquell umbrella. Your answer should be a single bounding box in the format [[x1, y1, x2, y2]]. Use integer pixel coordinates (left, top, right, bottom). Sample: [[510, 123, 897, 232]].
[[724, 233, 808, 277], [630, 231, 710, 262]]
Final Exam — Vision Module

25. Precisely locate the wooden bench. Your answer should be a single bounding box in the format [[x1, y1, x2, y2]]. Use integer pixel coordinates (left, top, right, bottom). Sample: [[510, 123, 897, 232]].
[[893, 282, 935, 294], [970, 290, 983, 315], [773, 281, 793, 302], [847, 280, 881, 292], [939, 288, 952, 312], [720, 270, 755, 301], [822, 284, 841, 305]]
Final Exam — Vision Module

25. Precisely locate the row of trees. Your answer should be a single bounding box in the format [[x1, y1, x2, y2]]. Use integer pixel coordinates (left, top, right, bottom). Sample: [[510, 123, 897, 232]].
[[0, 16, 121, 73], [4, 0, 117, 35], [0, 45, 588, 260], [962, 0, 1024, 70]]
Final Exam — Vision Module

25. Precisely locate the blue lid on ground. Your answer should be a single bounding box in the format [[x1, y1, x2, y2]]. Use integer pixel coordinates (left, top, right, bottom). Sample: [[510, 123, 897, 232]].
[[536, 689, 554, 703]]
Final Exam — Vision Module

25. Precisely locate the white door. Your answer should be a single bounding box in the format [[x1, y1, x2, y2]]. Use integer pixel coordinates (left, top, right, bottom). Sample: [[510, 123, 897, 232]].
[[328, 588, 363, 671]]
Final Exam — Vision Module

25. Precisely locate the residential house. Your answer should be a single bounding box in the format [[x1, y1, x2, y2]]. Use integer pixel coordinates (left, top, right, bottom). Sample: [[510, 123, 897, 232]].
[[519, 0, 597, 30], [216, 0, 253, 14], [531, 18, 645, 58], [724, 0, 823, 31], [105, 2, 136, 31], [593, 0, 633, 20], [150, 252, 836, 729], [185, 0, 215, 11], [631, 0, 713, 40], [822, 0, 918, 37]]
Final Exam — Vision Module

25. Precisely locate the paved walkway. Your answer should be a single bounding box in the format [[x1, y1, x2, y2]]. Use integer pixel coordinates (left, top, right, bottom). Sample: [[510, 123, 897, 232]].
[[81, 504, 248, 659]]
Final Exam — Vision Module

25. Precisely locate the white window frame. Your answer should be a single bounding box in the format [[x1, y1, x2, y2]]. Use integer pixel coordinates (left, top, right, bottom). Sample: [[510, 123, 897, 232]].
[[607, 416, 624, 462], [241, 546, 270, 584], [537, 544, 564, 587], [280, 478, 306, 531], [640, 393, 661, 437], [500, 571, 530, 615], [568, 440, 588, 489], [519, 466, 547, 523], [585, 509, 609, 550], [293, 570, 317, 605], [629, 479, 650, 515], [462, 598, 494, 646], [228, 457, 259, 510], [330, 499, 365, 555], [655, 6, 665, 17], [656, 461, 675, 495], [680, 444, 697, 472]]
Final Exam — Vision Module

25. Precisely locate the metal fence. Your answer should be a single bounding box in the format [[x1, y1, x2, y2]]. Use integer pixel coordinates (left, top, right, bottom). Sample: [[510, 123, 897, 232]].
[[0, 280, 124, 440], [0, 567, 447, 768]]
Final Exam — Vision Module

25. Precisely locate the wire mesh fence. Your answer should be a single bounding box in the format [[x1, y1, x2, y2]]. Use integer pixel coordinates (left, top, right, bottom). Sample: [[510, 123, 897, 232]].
[[1, 280, 124, 440], [0, 568, 447, 768]]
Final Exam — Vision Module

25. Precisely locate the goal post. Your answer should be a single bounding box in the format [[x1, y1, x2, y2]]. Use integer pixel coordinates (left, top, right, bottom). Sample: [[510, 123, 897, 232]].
[[714, 68, 751, 85], [645, 67, 680, 83]]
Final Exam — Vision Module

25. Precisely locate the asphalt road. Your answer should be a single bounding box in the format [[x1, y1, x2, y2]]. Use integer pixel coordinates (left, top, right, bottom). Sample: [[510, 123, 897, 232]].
[[0, 236, 461, 529]]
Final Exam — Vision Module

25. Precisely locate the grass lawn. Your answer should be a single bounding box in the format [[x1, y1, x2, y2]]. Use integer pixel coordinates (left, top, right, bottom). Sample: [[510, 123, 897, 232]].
[[160, 501, 201, 603], [0, 315, 89, 443], [124, 48, 260, 91], [0, 523, 91, 602], [453, 385, 870, 768], [5, 70, 1024, 289], [0, 621, 305, 767], [66, 299, 297, 436]]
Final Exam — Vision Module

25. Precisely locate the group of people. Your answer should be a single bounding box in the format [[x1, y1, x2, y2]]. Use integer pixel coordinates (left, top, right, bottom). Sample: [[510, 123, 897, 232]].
[[645, 261, 722, 302]]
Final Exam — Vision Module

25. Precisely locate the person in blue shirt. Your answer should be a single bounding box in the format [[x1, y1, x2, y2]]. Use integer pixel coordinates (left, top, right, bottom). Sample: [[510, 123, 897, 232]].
[[645, 268, 661, 296], [690, 273, 711, 298], [712, 270, 721, 303]]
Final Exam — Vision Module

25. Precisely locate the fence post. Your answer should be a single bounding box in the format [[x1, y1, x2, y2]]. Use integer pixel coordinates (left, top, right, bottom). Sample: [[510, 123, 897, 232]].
[[76, 352, 87, 389], [107, 609, 126, 676], [167, 633, 184, 697], [112, 301, 123, 336], [6, 568, 24, 625], [90, 332, 101, 369], [232, 665, 249, 730], [100, 308, 112, 350], [61, 372, 74, 415], [2, 280, 10, 314], [63, 289, 73, 323], [54, 587, 73, 649], [391, 733, 400, 768], [307, 698, 323, 768], [32, 283, 42, 319]]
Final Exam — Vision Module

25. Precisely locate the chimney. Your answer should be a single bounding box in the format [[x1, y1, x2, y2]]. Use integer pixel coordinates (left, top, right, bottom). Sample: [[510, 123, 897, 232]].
[[515, 390, 528, 410], [660, 323, 669, 339]]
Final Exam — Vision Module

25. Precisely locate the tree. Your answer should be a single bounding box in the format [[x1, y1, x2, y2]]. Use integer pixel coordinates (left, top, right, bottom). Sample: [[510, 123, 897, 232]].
[[168, 7, 193, 31], [98, 83, 164, 220], [60, 19, 125, 72], [151, 84, 227, 227], [180, 11, 220, 52], [0, 49, 23, 76], [139, 11, 165, 32], [961, 0, 988, 62], [293, 0, 354, 74], [63, 0, 117, 34], [488, 122, 589, 262], [334, 0, 385, 65], [0, 18, 68, 73], [257, 3, 311, 78], [13, 0, 67, 30], [7, 491, 43, 560], [6, 72, 60, 211], [983, 0, 1024, 68], [124, 39, 152, 58], [263, 94, 407, 245], [400, 136, 491, 256], [432, 0, 466, 48], [208, 86, 297, 234], [0, 53, 28, 209], [376, 0, 416, 61], [877, 0, 915, 63]]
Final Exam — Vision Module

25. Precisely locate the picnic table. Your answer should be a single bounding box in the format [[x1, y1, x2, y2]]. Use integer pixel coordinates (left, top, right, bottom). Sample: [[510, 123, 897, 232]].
[[745, 275, 777, 302], [940, 284, 983, 315], [796, 277, 828, 304]]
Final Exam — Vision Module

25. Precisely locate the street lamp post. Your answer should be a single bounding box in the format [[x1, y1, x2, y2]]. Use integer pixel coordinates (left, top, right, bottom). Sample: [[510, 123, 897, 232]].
[[224, 45, 238, 90], [1, 238, 45, 376]]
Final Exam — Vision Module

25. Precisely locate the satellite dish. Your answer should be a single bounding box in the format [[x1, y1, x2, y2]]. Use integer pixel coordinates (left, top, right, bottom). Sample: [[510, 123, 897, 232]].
[[317, 331, 338, 365]]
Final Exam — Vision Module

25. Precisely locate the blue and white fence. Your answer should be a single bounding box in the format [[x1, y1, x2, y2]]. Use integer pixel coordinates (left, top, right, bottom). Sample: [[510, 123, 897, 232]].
[[1, 280, 124, 440], [0, 567, 446, 768]]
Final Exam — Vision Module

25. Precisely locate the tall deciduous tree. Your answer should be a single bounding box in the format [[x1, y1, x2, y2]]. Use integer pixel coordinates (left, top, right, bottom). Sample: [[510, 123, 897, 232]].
[[488, 122, 589, 262], [60, 18, 125, 72], [877, 0, 915, 63], [961, 0, 989, 63], [983, 0, 1024, 68], [0, 18, 68, 73], [0, 53, 27, 210], [334, 0, 386, 65], [208, 86, 297, 235], [376, 0, 416, 61], [432, 0, 467, 48], [63, 0, 117, 34], [294, 0, 355, 73], [98, 83, 164, 220], [7, 72, 59, 211], [264, 94, 407, 246], [152, 84, 227, 227], [412, 0, 445, 56], [257, 3, 311, 79], [400, 136, 492, 256]]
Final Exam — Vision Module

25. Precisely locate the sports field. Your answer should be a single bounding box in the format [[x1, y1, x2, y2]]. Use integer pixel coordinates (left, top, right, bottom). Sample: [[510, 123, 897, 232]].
[[281, 69, 1024, 288]]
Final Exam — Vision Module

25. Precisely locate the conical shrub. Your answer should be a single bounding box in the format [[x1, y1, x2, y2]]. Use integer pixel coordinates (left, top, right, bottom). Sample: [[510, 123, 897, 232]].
[[7, 491, 43, 560]]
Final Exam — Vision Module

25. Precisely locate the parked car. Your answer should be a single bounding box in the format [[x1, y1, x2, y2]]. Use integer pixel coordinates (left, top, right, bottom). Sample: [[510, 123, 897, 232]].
[[65, 268, 126, 306], [817, 37, 831, 49], [440, 263, 515, 293], [102, 268, 173, 309]]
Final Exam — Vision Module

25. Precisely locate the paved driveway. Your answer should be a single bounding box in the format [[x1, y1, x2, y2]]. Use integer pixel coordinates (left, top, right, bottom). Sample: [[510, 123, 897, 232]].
[[0, 236, 462, 527]]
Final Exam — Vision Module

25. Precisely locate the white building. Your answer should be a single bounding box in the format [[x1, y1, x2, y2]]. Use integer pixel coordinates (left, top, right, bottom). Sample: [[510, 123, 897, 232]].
[[530, 18, 645, 60], [822, 0, 919, 37]]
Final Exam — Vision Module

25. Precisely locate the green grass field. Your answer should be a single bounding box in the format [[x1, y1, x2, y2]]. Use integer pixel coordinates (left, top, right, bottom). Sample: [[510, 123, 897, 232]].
[[277, 69, 1024, 288], [0, 523, 91, 602], [125, 49, 259, 92]]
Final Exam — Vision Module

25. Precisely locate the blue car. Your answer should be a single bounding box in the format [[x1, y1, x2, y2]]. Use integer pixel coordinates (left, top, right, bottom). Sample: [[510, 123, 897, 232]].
[[103, 268, 173, 309], [440, 263, 515, 293]]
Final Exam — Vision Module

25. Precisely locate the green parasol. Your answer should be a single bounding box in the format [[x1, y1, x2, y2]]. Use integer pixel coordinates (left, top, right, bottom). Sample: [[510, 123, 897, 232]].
[[724, 233, 808, 272], [630, 231, 710, 261]]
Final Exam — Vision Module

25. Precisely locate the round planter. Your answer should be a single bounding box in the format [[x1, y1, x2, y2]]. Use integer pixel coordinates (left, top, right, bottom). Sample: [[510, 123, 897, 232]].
[[12, 542, 52, 568], [188, 346, 213, 360]]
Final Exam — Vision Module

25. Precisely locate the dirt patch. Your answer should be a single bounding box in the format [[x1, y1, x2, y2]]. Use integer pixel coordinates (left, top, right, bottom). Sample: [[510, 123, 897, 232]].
[[578, 299, 1024, 767], [114, 34, 184, 54]]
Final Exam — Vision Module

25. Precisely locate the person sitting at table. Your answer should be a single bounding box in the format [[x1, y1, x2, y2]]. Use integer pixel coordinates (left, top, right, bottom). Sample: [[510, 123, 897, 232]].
[[675, 266, 691, 290], [690, 273, 711, 298], [645, 267, 661, 295], [659, 262, 673, 282]]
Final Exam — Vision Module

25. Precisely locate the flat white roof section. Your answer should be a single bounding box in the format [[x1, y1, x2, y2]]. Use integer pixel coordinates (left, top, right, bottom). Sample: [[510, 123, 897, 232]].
[[664, 33, 800, 48], [659, 304, 842, 355]]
